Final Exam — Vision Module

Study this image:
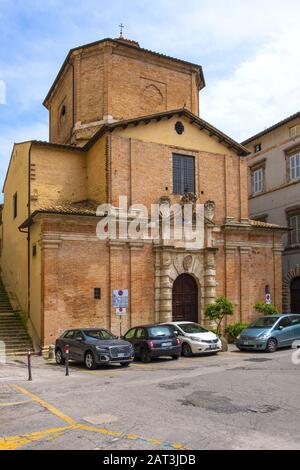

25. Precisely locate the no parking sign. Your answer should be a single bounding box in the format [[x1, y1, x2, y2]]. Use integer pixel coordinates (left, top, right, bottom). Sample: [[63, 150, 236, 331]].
[[113, 289, 128, 310]]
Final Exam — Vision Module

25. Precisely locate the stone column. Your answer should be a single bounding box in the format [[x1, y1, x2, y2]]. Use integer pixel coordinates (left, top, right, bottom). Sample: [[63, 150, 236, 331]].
[[203, 248, 217, 306], [154, 247, 161, 324], [159, 250, 173, 323]]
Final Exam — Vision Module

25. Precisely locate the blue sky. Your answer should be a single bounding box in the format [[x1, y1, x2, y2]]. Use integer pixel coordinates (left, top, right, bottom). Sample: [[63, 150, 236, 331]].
[[1, 0, 300, 191]]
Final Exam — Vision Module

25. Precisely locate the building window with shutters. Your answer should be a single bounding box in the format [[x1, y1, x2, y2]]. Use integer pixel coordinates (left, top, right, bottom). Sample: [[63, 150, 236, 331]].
[[172, 154, 195, 195], [288, 211, 300, 247], [251, 165, 265, 195], [289, 152, 300, 181]]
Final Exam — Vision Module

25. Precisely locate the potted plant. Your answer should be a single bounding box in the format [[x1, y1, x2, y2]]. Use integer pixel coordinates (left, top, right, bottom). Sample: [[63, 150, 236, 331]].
[[254, 302, 279, 316], [224, 323, 249, 344], [204, 296, 234, 351]]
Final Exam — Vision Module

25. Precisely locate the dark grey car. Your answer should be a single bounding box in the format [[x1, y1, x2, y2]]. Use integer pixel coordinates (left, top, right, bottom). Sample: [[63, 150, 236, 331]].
[[55, 328, 134, 370]]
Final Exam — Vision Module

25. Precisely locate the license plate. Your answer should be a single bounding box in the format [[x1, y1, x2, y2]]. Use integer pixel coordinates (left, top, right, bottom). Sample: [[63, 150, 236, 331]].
[[117, 353, 125, 357], [243, 341, 250, 345], [208, 345, 218, 349], [161, 342, 172, 347]]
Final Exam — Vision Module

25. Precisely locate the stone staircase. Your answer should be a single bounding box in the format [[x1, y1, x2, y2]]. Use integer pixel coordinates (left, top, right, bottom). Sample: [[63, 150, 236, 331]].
[[0, 280, 33, 357]]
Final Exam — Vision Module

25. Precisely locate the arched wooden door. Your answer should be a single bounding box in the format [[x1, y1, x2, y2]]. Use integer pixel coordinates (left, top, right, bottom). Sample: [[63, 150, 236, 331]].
[[172, 274, 198, 322], [291, 277, 300, 313]]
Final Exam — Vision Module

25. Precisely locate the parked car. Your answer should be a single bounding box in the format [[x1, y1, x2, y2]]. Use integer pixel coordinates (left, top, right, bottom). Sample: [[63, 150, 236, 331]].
[[235, 314, 300, 352], [55, 328, 134, 369], [161, 321, 222, 356], [123, 324, 182, 363]]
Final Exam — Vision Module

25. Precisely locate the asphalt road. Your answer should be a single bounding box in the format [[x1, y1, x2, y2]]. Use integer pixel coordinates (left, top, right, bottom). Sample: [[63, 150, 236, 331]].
[[0, 346, 300, 450]]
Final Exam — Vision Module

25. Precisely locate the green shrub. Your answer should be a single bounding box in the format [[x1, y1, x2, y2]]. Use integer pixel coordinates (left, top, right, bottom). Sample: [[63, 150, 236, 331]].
[[254, 302, 279, 316], [204, 296, 234, 335], [224, 323, 249, 342]]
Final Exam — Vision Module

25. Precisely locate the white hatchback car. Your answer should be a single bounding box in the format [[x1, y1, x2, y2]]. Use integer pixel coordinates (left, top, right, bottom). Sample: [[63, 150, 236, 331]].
[[161, 321, 222, 356]]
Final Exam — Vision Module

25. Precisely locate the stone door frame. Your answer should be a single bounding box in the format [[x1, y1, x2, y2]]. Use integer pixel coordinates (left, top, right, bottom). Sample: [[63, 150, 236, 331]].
[[154, 247, 217, 324], [282, 264, 300, 313]]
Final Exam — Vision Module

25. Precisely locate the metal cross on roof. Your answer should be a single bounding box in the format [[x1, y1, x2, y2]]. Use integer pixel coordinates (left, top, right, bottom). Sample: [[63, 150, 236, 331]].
[[119, 23, 124, 38]]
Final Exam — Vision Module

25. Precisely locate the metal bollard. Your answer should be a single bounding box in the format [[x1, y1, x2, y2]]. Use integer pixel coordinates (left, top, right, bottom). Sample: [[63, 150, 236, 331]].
[[64, 344, 69, 376], [27, 350, 32, 381]]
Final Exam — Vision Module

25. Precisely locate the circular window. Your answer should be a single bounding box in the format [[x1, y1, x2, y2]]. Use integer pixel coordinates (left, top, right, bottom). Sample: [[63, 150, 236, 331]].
[[175, 121, 185, 135]]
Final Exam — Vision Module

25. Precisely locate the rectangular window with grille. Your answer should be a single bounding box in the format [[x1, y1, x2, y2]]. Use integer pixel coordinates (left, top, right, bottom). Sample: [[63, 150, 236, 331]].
[[290, 153, 300, 180], [252, 167, 264, 194], [289, 213, 300, 246], [172, 154, 195, 195]]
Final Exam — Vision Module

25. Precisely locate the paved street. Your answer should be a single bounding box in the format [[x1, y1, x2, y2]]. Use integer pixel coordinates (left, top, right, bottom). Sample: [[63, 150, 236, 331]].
[[0, 346, 300, 450]]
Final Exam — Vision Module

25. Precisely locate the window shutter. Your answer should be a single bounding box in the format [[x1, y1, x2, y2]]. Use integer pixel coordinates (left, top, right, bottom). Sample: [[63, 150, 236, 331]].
[[172, 155, 195, 195]]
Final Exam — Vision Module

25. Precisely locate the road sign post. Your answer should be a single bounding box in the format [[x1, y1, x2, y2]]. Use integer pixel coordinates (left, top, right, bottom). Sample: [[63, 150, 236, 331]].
[[113, 290, 128, 337], [27, 350, 32, 381]]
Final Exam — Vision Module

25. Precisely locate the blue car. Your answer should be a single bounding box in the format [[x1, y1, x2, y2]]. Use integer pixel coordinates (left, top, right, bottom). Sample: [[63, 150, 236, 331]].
[[236, 314, 300, 353]]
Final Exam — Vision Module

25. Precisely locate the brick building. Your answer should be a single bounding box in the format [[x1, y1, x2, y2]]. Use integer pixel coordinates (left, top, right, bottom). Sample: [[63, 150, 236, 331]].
[[1, 36, 286, 353]]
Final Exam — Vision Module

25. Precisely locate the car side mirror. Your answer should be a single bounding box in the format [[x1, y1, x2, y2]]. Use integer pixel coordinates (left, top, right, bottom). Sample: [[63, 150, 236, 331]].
[[278, 326, 284, 331], [174, 331, 178, 336], [77, 336, 84, 341]]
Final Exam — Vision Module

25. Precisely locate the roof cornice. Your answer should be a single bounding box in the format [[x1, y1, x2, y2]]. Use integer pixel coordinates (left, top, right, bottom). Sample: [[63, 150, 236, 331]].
[[83, 108, 249, 156]]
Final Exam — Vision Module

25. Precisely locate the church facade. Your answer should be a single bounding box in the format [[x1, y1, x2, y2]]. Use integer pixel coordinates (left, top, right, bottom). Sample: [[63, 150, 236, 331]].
[[1, 37, 286, 353]]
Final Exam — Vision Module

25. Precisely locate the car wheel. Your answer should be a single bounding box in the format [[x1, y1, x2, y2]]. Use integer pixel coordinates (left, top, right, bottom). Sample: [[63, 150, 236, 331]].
[[182, 343, 192, 357], [266, 338, 277, 353], [85, 351, 97, 370], [120, 362, 130, 367], [172, 354, 180, 360], [140, 348, 151, 363], [55, 348, 65, 365]]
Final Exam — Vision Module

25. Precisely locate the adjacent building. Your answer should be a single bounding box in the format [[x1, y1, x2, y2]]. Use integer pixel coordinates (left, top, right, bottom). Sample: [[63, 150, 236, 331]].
[[0, 36, 286, 354], [243, 111, 300, 314]]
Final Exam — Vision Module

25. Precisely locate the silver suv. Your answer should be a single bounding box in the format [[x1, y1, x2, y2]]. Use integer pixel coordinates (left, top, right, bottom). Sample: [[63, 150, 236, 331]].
[[55, 328, 134, 369]]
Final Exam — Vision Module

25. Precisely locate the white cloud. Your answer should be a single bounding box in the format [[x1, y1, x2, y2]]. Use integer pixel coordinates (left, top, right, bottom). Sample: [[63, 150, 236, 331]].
[[201, 28, 300, 141]]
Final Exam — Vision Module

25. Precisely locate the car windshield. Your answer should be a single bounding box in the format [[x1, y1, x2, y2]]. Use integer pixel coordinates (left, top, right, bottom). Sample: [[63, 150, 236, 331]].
[[248, 317, 278, 328], [179, 323, 208, 334], [83, 329, 115, 339], [148, 326, 172, 339]]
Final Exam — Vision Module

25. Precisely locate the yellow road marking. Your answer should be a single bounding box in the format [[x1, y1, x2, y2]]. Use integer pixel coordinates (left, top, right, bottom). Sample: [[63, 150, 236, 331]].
[[0, 400, 31, 407], [81, 368, 124, 376], [0, 426, 73, 451], [130, 363, 157, 369], [1, 385, 190, 451], [13, 385, 77, 426]]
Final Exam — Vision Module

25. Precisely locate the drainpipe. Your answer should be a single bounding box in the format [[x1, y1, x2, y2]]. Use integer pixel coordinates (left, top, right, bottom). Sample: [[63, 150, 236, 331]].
[[27, 144, 32, 319]]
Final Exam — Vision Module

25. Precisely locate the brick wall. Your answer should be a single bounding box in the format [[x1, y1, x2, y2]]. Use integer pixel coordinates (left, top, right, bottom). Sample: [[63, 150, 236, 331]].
[[46, 40, 200, 145]]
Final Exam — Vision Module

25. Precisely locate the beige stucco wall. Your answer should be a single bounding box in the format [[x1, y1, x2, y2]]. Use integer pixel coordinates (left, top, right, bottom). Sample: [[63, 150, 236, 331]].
[[86, 135, 107, 203], [31, 145, 87, 210], [1, 142, 30, 313], [245, 114, 300, 293], [113, 115, 237, 156], [246, 115, 300, 231]]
